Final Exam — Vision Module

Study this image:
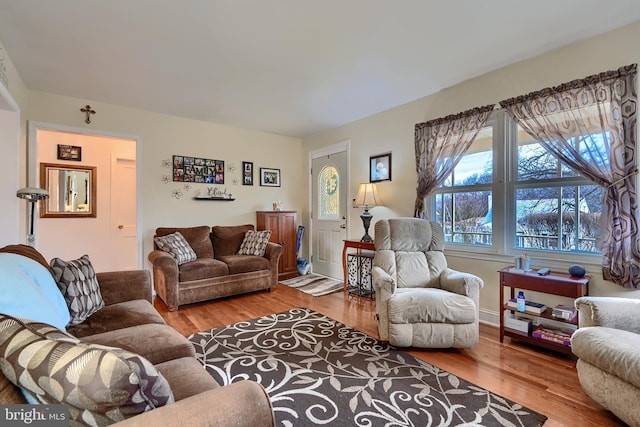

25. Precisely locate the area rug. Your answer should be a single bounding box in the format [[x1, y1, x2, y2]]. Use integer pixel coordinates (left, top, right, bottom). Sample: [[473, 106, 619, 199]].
[[280, 273, 343, 296], [189, 307, 547, 427]]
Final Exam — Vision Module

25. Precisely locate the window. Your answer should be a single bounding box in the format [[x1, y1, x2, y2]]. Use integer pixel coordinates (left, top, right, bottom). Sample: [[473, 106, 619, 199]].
[[514, 126, 605, 254], [318, 165, 339, 220], [431, 111, 605, 257], [434, 123, 494, 246]]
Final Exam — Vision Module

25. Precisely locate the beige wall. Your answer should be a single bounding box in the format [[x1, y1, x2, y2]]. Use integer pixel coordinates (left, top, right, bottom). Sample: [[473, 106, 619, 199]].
[[3, 21, 640, 322], [301, 21, 640, 323], [21, 91, 304, 268]]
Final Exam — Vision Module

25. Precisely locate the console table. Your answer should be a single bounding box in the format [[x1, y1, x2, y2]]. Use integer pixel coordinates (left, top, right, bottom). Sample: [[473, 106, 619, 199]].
[[342, 240, 375, 291]]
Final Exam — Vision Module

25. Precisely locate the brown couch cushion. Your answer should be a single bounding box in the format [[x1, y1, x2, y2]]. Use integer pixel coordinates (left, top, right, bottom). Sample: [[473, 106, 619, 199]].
[[155, 357, 220, 401], [212, 224, 254, 256], [81, 323, 196, 365], [179, 258, 229, 282], [156, 226, 213, 259], [216, 255, 271, 275], [66, 299, 166, 338]]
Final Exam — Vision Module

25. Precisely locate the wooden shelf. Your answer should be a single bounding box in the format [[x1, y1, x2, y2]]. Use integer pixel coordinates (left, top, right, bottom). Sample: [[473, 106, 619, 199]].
[[503, 327, 573, 355], [499, 266, 588, 356]]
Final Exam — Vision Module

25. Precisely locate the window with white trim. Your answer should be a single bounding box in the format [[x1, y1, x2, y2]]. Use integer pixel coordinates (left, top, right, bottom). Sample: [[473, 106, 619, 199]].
[[431, 110, 605, 257]]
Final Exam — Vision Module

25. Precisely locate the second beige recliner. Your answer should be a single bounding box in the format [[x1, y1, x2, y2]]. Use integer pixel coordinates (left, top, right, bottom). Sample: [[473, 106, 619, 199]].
[[372, 218, 483, 348]]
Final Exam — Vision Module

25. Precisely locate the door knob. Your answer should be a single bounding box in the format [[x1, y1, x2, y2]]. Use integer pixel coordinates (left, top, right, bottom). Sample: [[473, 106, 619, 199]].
[[118, 225, 124, 229], [340, 224, 346, 229]]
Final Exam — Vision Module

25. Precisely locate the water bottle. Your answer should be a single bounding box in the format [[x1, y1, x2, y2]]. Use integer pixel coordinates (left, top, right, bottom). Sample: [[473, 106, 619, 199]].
[[516, 291, 526, 312]]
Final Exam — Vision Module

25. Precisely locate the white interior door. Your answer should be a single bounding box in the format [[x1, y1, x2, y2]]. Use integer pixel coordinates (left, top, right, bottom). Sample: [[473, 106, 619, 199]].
[[110, 157, 137, 270], [311, 151, 347, 279]]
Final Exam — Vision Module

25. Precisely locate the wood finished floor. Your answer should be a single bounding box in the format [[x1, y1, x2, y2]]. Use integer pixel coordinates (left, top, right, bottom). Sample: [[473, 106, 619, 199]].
[[155, 284, 624, 427]]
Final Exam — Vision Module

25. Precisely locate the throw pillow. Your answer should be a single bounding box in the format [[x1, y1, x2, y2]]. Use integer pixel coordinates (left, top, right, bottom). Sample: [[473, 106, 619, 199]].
[[50, 255, 105, 327], [0, 253, 70, 330], [0, 314, 174, 425], [237, 230, 272, 256], [154, 231, 197, 265]]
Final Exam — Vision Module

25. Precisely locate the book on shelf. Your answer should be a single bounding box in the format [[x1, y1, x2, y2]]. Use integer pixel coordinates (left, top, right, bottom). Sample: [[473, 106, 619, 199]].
[[507, 298, 547, 315], [532, 325, 573, 347]]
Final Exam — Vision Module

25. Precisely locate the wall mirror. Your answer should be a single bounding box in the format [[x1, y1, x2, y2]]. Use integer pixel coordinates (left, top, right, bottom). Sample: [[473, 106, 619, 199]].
[[40, 163, 97, 218]]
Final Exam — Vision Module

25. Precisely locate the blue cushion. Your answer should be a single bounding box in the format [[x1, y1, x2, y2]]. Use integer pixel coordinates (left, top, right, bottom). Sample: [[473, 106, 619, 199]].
[[0, 253, 70, 330]]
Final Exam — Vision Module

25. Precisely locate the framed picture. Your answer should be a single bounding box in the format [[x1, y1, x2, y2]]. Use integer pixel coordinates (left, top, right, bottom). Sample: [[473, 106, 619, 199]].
[[242, 161, 253, 186], [370, 152, 392, 183], [57, 144, 82, 161], [260, 167, 281, 187]]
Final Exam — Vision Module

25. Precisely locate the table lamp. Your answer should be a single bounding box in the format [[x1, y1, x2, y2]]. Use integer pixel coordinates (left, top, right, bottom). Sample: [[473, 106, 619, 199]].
[[353, 183, 383, 242], [16, 187, 49, 247]]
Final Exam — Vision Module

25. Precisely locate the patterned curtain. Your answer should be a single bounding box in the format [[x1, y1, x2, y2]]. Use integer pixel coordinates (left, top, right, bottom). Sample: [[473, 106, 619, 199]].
[[413, 105, 495, 219], [500, 64, 638, 288]]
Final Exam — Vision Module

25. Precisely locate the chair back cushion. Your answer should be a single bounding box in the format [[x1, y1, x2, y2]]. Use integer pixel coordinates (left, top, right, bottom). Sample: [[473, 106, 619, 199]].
[[374, 218, 447, 288], [155, 226, 213, 259]]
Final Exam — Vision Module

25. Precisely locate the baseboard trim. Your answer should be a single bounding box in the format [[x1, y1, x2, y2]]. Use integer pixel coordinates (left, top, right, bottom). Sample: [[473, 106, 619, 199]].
[[479, 308, 499, 328]]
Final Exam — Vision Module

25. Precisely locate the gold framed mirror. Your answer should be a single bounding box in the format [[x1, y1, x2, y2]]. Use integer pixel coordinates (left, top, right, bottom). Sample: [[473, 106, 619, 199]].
[[40, 163, 97, 218]]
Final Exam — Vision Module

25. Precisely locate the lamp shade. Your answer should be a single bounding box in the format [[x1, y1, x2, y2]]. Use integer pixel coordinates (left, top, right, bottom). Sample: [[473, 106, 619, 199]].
[[16, 187, 49, 201], [353, 183, 383, 208]]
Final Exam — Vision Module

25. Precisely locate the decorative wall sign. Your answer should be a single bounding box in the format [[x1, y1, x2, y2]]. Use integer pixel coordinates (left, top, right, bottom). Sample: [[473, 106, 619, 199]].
[[173, 155, 224, 184], [57, 144, 82, 161]]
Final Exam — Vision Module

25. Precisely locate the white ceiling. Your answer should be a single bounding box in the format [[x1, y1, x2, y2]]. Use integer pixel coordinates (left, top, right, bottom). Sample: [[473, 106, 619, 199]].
[[1, 1, 639, 138]]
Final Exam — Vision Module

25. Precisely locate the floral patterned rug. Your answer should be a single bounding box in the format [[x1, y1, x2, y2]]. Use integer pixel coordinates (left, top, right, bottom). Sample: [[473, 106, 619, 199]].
[[188, 307, 547, 427]]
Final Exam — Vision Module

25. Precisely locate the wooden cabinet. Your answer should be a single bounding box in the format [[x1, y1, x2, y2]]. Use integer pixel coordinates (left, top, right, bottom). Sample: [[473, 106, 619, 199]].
[[257, 211, 297, 279], [499, 267, 589, 355]]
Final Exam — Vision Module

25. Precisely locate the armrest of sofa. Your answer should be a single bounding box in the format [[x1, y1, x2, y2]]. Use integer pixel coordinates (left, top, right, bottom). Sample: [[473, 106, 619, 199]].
[[264, 242, 283, 285], [148, 250, 180, 311], [113, 381, 275, 427], [575, 296, 640, 333], [96, 270, 152, 305]]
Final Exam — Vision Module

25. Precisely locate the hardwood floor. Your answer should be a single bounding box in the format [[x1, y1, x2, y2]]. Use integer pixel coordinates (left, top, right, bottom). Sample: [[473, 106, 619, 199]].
[[155, 285, 624, 427]]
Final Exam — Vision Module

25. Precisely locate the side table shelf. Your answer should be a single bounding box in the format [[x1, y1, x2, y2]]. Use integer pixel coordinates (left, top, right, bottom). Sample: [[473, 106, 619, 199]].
[[499, 267, 589, 355]]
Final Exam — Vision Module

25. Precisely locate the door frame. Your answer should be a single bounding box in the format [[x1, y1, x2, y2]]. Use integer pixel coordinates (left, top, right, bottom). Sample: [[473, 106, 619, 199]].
[[308, 140, 350, 267], [27, 121, 143, 268]]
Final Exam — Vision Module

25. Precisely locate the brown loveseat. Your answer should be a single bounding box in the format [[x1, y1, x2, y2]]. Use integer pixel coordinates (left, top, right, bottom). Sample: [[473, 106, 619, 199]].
[[148, 225, 282, 311], [0, 244, 274, 426]]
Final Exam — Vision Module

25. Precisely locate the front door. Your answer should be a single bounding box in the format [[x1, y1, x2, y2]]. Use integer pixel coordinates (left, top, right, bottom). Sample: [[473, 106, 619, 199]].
[[311, 151, 348, 279]]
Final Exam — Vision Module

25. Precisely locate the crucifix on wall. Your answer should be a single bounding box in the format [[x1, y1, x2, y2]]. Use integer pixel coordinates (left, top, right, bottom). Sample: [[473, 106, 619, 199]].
[[80, 105, 96, 124]]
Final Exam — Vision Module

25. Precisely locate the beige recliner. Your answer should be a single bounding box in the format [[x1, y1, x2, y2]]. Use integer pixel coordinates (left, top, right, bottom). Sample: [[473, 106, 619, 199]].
[[571, 297, 640, 427], [372, 218, 483, 348]]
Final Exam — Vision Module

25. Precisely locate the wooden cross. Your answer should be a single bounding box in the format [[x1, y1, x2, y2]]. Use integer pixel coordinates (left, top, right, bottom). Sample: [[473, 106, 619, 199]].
[[80, 105, 96, 124]]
